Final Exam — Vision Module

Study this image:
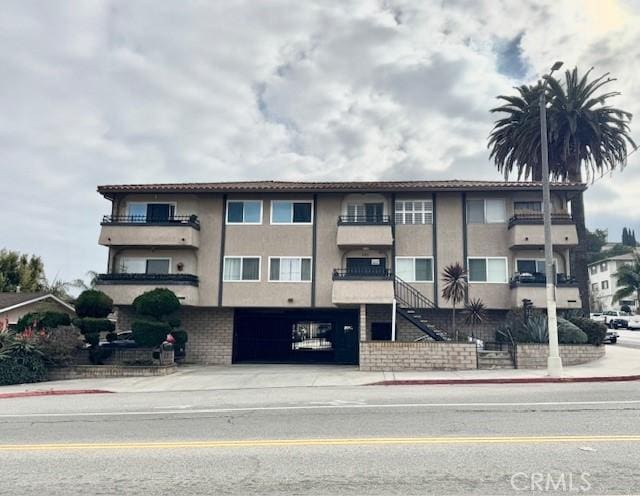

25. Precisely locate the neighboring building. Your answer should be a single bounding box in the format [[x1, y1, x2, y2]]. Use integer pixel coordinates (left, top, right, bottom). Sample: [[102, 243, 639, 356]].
[[96, 180, 584, 365], [588, 251, 639, 312], [0, 292, 75, 331]]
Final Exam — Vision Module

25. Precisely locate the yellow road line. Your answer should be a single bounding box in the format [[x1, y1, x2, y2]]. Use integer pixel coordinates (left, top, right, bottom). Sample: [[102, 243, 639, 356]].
[[1, 435, 640, 451]]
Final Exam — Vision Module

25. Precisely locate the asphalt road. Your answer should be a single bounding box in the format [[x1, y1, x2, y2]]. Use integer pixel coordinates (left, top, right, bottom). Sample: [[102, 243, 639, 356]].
[[617, 329, 640, 349], [1, 382, 639, 495]]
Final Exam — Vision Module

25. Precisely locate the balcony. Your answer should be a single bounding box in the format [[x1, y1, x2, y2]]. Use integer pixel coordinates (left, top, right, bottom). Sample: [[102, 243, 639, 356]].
[[509, 273, 580, 309], [99, 215, 200, 248], [508, 213, 578, 249], [336, 215, 393, 248], [95, 273, 200, 306], [331, 268, 394, 305]]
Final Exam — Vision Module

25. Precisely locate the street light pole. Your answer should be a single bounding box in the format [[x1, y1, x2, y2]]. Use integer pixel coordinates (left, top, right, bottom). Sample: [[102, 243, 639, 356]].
[[540, 61, 563, 377]]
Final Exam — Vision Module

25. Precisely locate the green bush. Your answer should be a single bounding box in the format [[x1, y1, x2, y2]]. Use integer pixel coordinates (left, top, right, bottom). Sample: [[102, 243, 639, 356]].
[[15, 311, 71, 332], [132, 319, 171, 347], [75, 290, 113, 318], [0, 353, 47, 386], [133, 289, 180, 320], [569, 317, 607, 346], [36, 326, 85, 366], [557, 318, 588, 344], [84, 333, 100, 348], [73, 317, 115, 335], [170, 330, 188, 346]]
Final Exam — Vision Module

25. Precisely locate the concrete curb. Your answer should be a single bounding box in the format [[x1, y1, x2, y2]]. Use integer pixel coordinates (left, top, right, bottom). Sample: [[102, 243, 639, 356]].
[[0, 389, 113, 399], [367, 375, 640, 386]]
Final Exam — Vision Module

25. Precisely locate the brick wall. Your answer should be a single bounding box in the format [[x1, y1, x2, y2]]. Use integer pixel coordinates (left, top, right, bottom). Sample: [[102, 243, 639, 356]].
[[359, 341, 477, 371], [115, 305, 234, 365], [516, 344, 606, 369]]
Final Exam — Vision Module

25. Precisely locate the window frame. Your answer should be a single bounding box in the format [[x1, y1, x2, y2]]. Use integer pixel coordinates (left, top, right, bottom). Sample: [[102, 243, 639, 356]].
[[269, 200, 314, 225], [125, 201, 177, 222], [225, 200, 263, 225], [268, 256, 313, 282], [394, 200, 433, 225], [466, 198, 507, 224], [514, 258, 561, 274], [599, 262, 608, 272], [222, 256, 262, 282], [394, 256, 434, 282], [601, 280, 609, 290], [467, 256, 509, 284], [119, 257, 172, 274], [513, 201, 543, 213], [591, 283, 599, 292]]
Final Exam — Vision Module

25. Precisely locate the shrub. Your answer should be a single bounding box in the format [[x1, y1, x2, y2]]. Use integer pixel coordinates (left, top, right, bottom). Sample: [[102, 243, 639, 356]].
[[15, 312, 71, 332], [84, 332, 100, 348], [36, 326, 85, 366], [133, 289, 181, 320], [0, 353, 47, 385], [621, 304, 632, 314], [170, 330, 188, 346], [75, 290, 113, 318], [73, 317, 115, 335], [132, 319, 171, 347], [569, 317, 607, 346], [557, 318, 588, 344]]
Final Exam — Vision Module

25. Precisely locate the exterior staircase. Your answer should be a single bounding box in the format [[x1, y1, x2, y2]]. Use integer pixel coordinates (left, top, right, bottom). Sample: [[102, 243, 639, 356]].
[[394, 276, 449, 341], [477, 349, 515, 369]]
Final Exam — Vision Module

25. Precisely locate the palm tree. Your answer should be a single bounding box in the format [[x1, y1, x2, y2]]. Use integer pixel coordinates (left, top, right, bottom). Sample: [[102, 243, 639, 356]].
[[463, 297, 488, 339], [70, 271, 99, 291], [441, 263, 467, 340], [489, 67, 636, 314], [613, 254, 640, 310]]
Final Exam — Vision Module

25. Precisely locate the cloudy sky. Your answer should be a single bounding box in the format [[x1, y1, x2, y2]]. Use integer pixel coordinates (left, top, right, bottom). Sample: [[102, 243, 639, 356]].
[[1, 0, 639, 286]]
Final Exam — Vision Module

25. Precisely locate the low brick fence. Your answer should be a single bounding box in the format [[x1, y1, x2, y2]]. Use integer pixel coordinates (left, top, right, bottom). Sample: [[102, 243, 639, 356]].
[[48, 364, 177, 380], [516, 344, 605, 369], [359, 341, 477, 371]]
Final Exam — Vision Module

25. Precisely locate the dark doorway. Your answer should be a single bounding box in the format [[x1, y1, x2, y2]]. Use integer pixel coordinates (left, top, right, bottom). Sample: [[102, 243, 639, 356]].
[[233, 308, 359, 364], [365, 203, 384, 222], [146, 203, 175, 222], [371, 322, 392, 341]]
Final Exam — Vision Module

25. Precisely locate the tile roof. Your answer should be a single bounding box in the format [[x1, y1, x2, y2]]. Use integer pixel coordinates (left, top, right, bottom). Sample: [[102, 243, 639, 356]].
[[98, 179, 586, 196], [0, 292, 51, 311]]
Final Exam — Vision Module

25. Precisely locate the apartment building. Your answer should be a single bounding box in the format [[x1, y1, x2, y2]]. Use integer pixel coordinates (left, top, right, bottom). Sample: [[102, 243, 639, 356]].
[[588, 252, 639, 311], [96, 180, 583, 365]]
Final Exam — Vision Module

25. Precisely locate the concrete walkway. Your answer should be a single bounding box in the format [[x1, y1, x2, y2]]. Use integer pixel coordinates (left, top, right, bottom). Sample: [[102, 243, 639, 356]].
[[1, 344, 639, 396]]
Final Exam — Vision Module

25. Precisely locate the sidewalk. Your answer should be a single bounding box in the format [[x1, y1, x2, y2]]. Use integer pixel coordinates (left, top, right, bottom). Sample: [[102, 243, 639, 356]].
[[1, 345, 639, 397]]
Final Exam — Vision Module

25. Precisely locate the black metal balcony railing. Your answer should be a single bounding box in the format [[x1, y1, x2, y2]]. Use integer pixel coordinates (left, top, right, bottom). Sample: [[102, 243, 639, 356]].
[[509, 272, 577, 288], [332, 268, 394, 280], [101, 215, 200, 228], [337, 215, 391, 225], [96, 273, 199, 286], [508, 213, 573, 229]]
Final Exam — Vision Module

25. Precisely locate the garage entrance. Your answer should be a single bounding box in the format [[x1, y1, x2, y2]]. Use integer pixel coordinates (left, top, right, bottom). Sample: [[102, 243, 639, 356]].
[[233, 308, 359, 364]]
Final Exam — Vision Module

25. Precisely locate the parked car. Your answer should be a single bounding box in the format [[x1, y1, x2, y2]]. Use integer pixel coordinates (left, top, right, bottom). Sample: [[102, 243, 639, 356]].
[[627, 315, 640, 330], [591, 311, 629, 329], [603, 330, 619, 344], [99, 330, 136, 348]]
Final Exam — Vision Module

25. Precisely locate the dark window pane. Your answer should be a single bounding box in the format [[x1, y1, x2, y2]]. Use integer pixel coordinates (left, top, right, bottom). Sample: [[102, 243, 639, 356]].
[[415, 259, 432, 281], [147, 204, 171, 222], [146, 259, 170, 274], [293, 202, 312, 223], [466, 200, 484, 224], [270, 258, 280, 280], [301, 259, 311, 281], [468, 259, 486, 282], [228, 202, 244, 222], [242, 258, 260, 280], [516, 260, 537, 273]]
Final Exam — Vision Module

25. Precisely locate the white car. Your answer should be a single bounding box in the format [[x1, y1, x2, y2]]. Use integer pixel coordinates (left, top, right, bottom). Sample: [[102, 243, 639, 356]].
[[627, 315, 640, 330], [591, 311, 630, 329]]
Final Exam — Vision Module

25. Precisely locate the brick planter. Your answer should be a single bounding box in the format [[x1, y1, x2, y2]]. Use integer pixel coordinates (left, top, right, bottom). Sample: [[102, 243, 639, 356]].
[[359, 341, 477, 371], [47, 364, 177, 380], [516, 344, 605, 369]]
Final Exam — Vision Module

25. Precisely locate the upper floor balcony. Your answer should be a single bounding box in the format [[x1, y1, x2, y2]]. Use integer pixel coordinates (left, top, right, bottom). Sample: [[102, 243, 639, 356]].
[[331, 267, 394, 305], [336, 215, 393, 248], [95, 273, 200, 306], [99, 214, 200, 248], [509, 273, 580, 309], [508, 213, 578, 249]]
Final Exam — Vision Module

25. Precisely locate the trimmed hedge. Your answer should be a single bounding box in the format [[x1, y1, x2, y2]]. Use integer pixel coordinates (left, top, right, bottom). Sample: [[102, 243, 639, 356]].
[[133, 289, 180, 320], [557, 318, 588, 344], [0, 353, 47, 386], [15, 311, 71, 332], [75, 290, 113, 318], [569, 317, 607, 346], [132, 319, 171, 347], [73, 317, 115, 335]]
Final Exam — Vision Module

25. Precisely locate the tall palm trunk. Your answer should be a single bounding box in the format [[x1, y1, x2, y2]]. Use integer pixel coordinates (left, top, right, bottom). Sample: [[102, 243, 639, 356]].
[[568, 165, 590, 315], [452, 302, 457, 341]]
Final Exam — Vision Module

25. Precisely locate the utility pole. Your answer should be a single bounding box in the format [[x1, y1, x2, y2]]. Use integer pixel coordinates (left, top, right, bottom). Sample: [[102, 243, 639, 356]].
[[540, 61, 564, 377]]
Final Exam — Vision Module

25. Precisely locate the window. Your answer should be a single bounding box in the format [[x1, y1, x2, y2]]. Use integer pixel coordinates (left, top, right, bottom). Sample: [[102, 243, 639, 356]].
[[346, 203, 384, 222], [119, 258, 170, 274], [269, 257, 312, 282], [591, 283, 598, 292], [601, 280, 609, 290], [394, 200, 433, 224], [468, 257, 508, 283], [589, 265, 598, 275], [467, 199, 506, 224], [271, 201, 313, 224], [395, 257, 433, 282], [226, 201, 262, 224], [126, 203, 175, 222], [514, 201, 542, 213], [600, 262, 608, 272], [223, 257, 260, 281], [516, 259, 546, 274]]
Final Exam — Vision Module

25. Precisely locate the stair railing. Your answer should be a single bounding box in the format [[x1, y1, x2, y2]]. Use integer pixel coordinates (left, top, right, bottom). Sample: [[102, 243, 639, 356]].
[[393, 275, 437, 310]]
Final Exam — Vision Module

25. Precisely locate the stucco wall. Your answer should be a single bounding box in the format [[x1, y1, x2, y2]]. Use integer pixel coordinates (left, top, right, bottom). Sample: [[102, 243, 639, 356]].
[[359, 341, 477, 371], [516, 344, 605, 369]]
